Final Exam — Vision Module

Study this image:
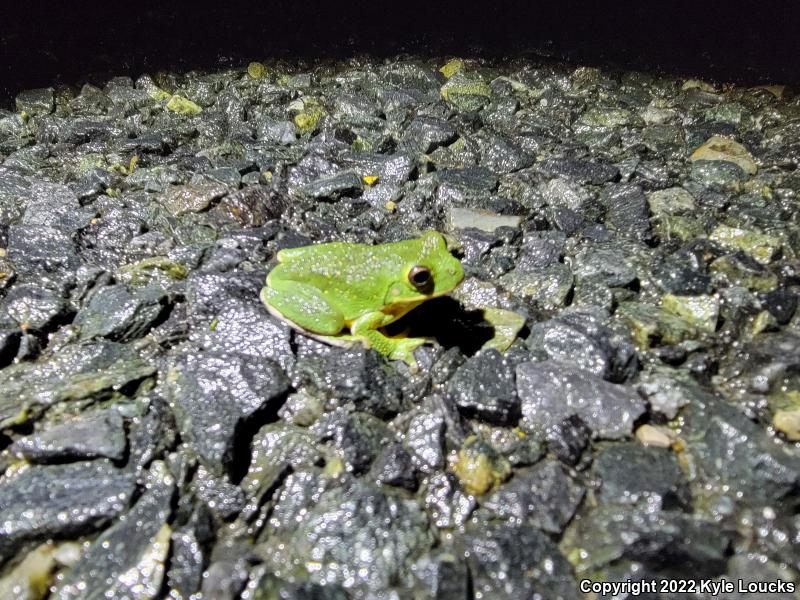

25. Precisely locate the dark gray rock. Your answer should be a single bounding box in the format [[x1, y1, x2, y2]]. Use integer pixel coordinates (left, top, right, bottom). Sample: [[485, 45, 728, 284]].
[[293, 347, 406, 418], [546, 415, 592, 466], [10, 409, 126, 463], [253, 575, 349, 600], [527, 310, 639, 382], [0, 341, 156, 428], [165, 349, 289, 475], [192, 465, 246, 521], [565, 503, 732, 577], [21, 182, 94, 231], [7, 225, 81, 281], [370, 441, 419, 491], [423, 472, 476, 529], [593, 442, 690, 507], [515, 230, 566, 270], [683, 389, 800, 507], [401, 116, 457, 153], [517, 360, 646, 439], [457, 522, 580, 600], [15, 87, 54, 115], [74, 284, 168, 341], [56, 461, 175, 600], [262, 481, 433, 592], [240, 423, 323, 519], [127, 397, 178, 473], [410, 551, 470, 600], [0, 460, 136, 563], [477, 131, 533, 173], [0, 283, 71, 331], [481, 459, 585, 533], [299, 170, 363, 200], [574, 244, 639, 288], [761, 289, 798, 325], [311, 409, 392, 475], [651, 259, 713, 295], [602, 184, 652, 241], [537, 157, 620, 185], [446, 349, 520, 425]]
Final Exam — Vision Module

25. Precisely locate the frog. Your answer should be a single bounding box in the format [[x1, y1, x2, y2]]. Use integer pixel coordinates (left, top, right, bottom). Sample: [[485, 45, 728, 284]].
[[260, 230, 464, 369]]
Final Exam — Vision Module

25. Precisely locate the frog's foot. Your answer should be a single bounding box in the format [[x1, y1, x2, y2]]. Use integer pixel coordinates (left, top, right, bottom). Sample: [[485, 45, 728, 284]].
[[385, 337, 427, 371]]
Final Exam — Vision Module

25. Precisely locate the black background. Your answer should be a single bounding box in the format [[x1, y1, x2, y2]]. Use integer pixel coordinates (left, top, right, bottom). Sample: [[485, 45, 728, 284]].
[[1, 1, 799, 105]]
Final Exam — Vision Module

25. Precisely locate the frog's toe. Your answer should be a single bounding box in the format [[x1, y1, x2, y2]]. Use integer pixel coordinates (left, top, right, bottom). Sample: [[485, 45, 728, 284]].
[[388, 338, 426, 369]]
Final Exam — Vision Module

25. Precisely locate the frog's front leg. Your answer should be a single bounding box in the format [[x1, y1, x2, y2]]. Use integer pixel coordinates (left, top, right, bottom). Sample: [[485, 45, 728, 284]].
[[350, 311, 426, 370]]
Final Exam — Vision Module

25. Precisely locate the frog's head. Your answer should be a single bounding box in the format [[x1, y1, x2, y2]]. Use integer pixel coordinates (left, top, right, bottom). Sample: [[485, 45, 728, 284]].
[[385, 231, 464, 305]]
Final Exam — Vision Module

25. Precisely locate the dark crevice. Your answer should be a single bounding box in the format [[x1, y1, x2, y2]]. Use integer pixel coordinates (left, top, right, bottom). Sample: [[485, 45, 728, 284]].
[[228, 387, 292, 484]]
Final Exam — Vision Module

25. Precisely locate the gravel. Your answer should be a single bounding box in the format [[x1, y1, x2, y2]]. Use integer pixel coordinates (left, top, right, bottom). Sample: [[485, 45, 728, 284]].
[[1, 55, 799, 597]]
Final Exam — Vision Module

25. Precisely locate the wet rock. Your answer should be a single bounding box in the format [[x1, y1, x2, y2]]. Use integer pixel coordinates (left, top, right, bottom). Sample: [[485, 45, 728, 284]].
[[452, 435, 511, 495], [446, 349, 519, 425], [15, 88, 55, 115], [7, 225, 80, 281], [480, 459, 585, 533], [537, 157, 620, 185], [165, 350, 289, 475], [564, 503, 732, 577], [761, 289, 798, 325], [690, 135, 758, 175], [0, 284, 70, 331], [593, 442, 689, 507], [647, 186, 696, 216], [262, 480, 433, 593], [661, 293, 719, 333], [311, 409, 391, 475], [10, 409, 126, 463], [127, 397, 177, 473], [602, 184, 652, 241], [21, 182, 94, 231], [683, 391, 800, 507], [457, 522, 579, 600], [527, 310, 638, 382], [189, 300, 294, 373], [546, 415, 592, 466], [369, 442, 419, 491], [73, 284, 168, 341], [299, 170, 363, 200], [0, 341, 156, 428], [192, 465, 246, 521], [691, 160, 747, 191], [517, 360, 646, 439], [539, 177, 592, 211], [410, 551, 469, 600], [710, 253, 779, 292], [0, 541, 80, 600], [401, 116, 457, 154], [56, 461, 175, 599], [293, 347, 405, 418], [499, 263, 573, 309], [166, 509, 213, 600], [710, 224, 781, 265], [0, 460, 136, 563], [240, 423, 323, 519], [446, 206, 522, 232], [423, 472, 476, 529], [573, 244, 638, 288], [252, 574, 349, 600], [162, 182, 228, 216]]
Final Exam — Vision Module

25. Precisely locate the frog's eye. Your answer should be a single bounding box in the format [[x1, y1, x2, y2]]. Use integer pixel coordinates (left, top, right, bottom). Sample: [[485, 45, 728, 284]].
[[408, 265, 434, 293]]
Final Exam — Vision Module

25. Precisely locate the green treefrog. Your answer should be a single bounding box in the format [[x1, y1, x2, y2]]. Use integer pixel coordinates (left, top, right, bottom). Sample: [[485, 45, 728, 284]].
[[261, 230, 464, 368]]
